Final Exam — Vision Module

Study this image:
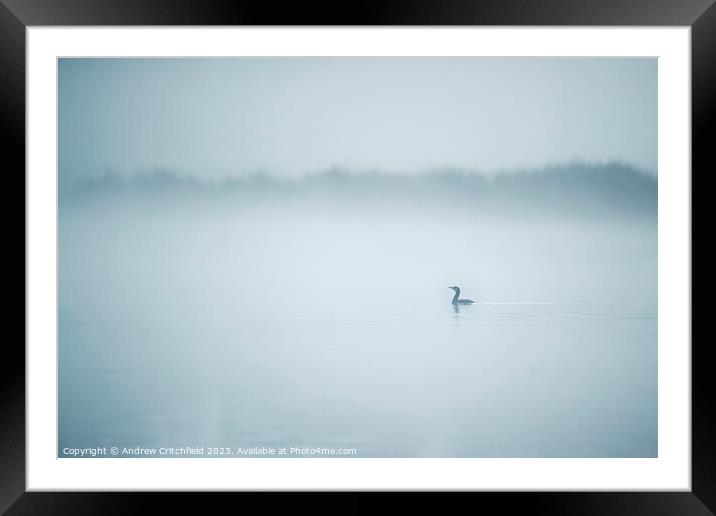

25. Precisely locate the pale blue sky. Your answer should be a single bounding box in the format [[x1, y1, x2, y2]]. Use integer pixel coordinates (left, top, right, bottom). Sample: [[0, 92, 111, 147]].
[[59, 57, 657, 183]]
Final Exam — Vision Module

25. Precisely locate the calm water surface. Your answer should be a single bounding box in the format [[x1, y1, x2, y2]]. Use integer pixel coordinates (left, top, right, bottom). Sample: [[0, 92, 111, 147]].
[[59, 200, 656, 457]]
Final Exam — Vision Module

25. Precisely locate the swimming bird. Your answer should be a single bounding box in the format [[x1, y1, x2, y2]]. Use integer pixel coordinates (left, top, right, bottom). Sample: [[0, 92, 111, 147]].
[[449, 286, 475, 305]]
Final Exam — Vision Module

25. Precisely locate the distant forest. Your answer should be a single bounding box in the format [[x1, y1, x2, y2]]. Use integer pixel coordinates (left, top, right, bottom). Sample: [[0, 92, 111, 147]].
[[61, 161, 657, 221]]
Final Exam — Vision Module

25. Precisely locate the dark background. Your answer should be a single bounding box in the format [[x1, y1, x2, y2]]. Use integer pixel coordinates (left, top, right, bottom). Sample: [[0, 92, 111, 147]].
[[4, 0, 711, 513]]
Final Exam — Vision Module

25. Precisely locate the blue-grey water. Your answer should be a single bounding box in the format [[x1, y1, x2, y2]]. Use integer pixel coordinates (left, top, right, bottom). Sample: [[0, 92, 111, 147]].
[[58, 193, 657, 457]]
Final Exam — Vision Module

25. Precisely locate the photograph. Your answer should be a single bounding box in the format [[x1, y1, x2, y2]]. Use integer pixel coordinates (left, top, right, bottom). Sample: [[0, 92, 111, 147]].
[[57, 56, 658, 459]]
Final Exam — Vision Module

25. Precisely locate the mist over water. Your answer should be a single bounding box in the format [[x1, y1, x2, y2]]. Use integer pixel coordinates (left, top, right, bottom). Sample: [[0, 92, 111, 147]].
[[59, 166, 657, 457]]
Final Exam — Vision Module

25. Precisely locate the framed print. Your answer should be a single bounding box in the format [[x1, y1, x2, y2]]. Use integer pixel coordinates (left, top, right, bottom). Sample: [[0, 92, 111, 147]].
[[6, 0, 710, 513]]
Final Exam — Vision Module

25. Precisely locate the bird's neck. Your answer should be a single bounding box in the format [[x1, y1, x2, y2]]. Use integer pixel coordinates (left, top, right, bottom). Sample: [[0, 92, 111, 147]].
[[452, 289, 460, 303]]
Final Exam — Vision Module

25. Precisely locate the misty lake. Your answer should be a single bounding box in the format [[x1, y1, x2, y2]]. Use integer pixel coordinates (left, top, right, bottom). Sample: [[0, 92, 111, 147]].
[[58, 179, 657, 458]]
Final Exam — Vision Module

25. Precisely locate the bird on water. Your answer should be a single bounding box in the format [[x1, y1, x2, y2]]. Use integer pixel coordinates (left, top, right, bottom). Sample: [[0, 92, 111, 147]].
[[449, 286, 475, 305]]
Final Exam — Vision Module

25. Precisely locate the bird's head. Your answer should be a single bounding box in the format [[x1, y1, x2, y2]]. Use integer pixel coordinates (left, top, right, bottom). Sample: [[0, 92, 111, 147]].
[[448, 286, 460, 292]]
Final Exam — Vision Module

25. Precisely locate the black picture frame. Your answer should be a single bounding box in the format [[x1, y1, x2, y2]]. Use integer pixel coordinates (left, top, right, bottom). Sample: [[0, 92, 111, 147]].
[[6, 1, 710, 513]]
